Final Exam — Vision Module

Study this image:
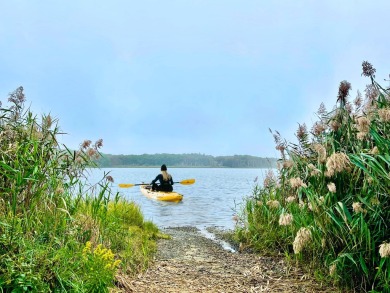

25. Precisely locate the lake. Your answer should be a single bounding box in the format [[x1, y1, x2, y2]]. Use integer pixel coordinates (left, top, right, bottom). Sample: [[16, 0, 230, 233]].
[[88, 168, 269, 231]]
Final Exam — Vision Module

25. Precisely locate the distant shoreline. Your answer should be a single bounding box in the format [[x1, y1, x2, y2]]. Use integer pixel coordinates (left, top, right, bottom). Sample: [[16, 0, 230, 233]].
[[94, 166, 275, 169], [96, 153, 278, 169]]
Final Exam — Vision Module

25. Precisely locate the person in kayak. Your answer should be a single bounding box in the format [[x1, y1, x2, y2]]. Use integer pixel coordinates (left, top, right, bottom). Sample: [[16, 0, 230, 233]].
[[150, 164, 174, 192]]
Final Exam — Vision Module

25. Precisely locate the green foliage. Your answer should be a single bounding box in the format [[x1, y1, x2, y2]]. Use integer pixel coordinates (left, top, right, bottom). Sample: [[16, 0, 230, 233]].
[[0, 87, 158, 291], [236, 62, 390, 292], [96, 153, 277, 168]]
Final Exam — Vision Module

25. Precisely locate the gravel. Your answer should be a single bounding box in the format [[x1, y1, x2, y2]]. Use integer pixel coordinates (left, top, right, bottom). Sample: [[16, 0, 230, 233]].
[[116, 226, 338, 292]]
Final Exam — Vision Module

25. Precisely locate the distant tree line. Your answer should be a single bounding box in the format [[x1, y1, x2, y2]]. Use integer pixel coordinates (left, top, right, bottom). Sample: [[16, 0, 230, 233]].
[[95, 153, 277, 168]]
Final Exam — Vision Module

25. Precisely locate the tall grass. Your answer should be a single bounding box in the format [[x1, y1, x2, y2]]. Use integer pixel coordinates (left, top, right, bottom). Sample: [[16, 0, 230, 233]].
[[235, 62, 390, 292], [0, 87, 159, 291]]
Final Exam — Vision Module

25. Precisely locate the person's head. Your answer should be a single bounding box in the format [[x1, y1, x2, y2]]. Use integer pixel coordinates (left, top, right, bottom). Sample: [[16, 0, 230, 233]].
[[160, 164, 171, 180]]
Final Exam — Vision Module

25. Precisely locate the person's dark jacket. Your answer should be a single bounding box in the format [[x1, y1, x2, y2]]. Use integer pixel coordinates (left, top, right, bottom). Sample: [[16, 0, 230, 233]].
[[151, 174, 173, 191]]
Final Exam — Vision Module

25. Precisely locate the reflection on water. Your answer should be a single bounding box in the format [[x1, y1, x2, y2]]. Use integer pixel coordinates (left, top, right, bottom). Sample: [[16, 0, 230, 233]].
[[88, 168, 269, 230]]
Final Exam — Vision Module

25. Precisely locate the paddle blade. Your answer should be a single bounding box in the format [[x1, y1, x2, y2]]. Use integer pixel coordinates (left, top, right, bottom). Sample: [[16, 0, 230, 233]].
[[179, 178, 195, 185], [118, 183, 135, 188]]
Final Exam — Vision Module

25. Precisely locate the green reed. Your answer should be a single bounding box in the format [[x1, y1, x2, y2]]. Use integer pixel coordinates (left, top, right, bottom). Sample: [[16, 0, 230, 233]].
[[235, 61, 390, 292], [0, 87, 159, 291]]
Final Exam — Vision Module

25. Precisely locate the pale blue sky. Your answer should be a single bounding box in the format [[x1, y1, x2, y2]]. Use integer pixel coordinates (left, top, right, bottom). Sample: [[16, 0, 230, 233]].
[[1, 1, 389, 157]]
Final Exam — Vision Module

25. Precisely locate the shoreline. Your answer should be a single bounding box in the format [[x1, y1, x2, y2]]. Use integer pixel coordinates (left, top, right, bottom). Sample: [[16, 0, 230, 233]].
[[93, 166, 275, 169], [117, 226, 339, 292]]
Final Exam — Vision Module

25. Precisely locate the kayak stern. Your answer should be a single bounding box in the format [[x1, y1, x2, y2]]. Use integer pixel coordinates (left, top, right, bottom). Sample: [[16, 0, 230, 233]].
[[140, 185, 183, 202]]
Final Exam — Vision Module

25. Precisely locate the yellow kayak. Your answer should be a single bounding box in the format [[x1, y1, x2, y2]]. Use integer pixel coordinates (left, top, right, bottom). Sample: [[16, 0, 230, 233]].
[[140, 185, 183, 203]]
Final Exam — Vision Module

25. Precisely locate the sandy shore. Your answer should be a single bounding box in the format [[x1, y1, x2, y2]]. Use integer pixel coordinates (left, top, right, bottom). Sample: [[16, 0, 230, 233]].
[[116, 226, 338, 292]]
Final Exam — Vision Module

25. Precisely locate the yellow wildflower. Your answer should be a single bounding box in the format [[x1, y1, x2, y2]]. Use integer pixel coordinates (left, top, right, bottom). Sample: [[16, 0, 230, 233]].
[[113, 260, 121, 268], [104, 264, 112, 270], [83, 241, 92, 255]]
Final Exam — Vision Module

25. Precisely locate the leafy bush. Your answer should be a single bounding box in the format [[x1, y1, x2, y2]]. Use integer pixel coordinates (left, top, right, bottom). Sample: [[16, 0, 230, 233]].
[[0, 87, 158, 291], [236, 62, 390, 292]]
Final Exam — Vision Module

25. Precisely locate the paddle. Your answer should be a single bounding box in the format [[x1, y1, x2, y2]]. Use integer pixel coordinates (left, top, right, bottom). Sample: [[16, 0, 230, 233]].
[[118, 178, 195, 188]]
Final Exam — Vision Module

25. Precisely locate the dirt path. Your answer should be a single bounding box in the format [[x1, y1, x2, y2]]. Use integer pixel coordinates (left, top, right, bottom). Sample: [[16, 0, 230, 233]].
[[119, 227, 337, 292]]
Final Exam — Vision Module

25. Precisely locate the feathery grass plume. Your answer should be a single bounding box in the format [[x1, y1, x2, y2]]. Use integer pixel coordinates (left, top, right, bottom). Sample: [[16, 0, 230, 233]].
[[95, 138, 103, 148], [370, 146, 379, 155], [327, 182, 336, 193], [352, 202, 365, 214], [266, 200, 280, 209], [313, 143, 327, 163], [378, 108, 390, 122], [325, 152, 351, 177], [105, 175, 114, 183], [270, 129, 287, 160], [356, 116, 371, 133], [294, 123, 311, 156], [42, 114, 53, 130], [86, 148, 99, 159], [354, 90, 363, 108], [279, 213, 293, 226], [283, 160, 293, 169], [296, 123, 307, 140], [311, 122, 326, 137], [365, 84, 379, 102], [289, 177, 307, 188], [337, 80, 352, 107], [357, 131, 368, 141], [285, 196, 296, 203], [361, 61, 376, 78], [310, 169, 321, 176], [317, 102, 327, 118], [330, 120, 341, 131], [329, 263, 337, 276], [8, 86, 26, 106], [293, 227, 312, 254], [321, 238, 326, 248], [263, 170, 276, 188], [308, 163, 321, 176], [345, 102, 353, 114], [55, 187, 65, 195], [379, 243, 390, 258], [87, 147, 97, 158], [81, 140, 92, 149]]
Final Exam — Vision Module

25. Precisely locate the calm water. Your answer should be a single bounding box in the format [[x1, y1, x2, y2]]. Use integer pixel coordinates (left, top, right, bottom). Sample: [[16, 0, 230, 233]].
[[88, 168, 268, 231]]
